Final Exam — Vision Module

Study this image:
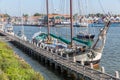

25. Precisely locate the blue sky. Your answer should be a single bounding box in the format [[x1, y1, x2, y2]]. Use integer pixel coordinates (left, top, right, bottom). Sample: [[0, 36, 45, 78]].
[[0, 0, 120, 16]]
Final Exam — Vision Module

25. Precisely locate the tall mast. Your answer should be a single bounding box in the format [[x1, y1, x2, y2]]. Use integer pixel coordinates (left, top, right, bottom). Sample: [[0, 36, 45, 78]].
[[92, 21, 111, 49], [70, 0, 73, 47], [46, 0, 50, 36]]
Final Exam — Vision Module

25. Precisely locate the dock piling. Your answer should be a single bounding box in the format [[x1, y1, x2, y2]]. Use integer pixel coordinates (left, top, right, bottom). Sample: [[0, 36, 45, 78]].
[[90, 63, 93, 69], [81, 60, 84, 66], [115, 71, 119, 78], [101, 66, 105, 73], [73, 56, 76, 62]]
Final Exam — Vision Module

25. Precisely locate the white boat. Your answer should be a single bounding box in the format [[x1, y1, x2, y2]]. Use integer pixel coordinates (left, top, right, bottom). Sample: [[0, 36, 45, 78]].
[[61, 21, 70, 25], [16, 30, 27, 41], [32, 0, 111, 65], [73, 21, 88, 27], [0, 23, 5, 31], [4, 23, 14, 36]]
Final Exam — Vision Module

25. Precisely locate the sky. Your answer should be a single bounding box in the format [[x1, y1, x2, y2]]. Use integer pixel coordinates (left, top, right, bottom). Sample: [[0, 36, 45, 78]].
[[0, 0, 120, 16]]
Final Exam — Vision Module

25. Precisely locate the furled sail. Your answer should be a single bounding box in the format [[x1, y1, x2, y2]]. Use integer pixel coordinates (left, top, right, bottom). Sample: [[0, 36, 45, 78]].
[[72, 37, 93, 47]]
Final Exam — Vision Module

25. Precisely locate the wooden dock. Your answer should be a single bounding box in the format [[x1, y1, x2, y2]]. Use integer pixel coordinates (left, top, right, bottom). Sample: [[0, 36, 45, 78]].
[[0, 31, 119, 80]]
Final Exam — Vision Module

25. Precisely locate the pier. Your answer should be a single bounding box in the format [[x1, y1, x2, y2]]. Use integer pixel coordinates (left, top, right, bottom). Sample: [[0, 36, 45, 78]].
[[0, 31, 119, 80]]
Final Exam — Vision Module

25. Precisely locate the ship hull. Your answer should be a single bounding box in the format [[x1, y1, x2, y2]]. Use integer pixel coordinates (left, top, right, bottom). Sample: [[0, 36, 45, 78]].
[[75, 51, 102, 65], [76, 59, 100, 65]]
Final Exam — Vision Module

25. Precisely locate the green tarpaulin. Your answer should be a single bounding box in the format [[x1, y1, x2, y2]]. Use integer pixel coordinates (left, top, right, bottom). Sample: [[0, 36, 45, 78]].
[[59, 37, 71, 44], [72, 37, 93, 47], [50, 33, 70, 44], [50, 33, 59, 39]]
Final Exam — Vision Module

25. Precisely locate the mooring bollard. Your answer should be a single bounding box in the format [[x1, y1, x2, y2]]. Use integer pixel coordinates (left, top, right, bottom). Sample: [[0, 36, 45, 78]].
[[73, 56, 76, 62], [81, 60, 84, 66], [47, 47, 49, 51], [101, 66, 105, 73], [115, 71, 119, 78], [90, 63, 93, 69], [60, 51, 63, 56], [66, 54, 69, 59]]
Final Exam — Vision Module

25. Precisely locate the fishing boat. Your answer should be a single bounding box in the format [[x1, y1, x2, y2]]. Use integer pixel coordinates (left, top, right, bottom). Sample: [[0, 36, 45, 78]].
[[32, 0, 111, 65]]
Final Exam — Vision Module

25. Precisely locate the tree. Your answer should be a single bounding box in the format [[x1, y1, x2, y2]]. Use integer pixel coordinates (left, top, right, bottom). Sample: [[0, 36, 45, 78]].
[[96, 13, 104, 17], [23, 14, 29, 17], [4, 13, 10, 17], [33, 13, 45, 17], [33, 13, 41, 16], [73, 13, 78, 20]]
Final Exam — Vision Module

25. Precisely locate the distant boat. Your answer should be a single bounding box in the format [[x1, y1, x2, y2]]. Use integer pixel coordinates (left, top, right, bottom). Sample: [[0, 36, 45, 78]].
[[76, 32, 95, 40], [73, 22, 88, 27], [60, 21, 70, 25], [4, 23, 14, 36], [90, 23, 104, 27], [0, 23, 4, 31]]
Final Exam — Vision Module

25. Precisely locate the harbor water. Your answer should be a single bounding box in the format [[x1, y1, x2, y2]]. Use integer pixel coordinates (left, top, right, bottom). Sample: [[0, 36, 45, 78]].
[[13, 23, 120, 77]]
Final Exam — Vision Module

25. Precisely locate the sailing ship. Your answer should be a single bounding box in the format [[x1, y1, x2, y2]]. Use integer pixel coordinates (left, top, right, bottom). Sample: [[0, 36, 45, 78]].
[[32, 0, 110, 65]]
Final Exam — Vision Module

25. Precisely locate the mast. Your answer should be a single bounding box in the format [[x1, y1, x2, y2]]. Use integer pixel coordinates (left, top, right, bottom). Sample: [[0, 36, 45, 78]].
[[46, 0, 50, 37], [92, 21, 111, 49], [70, 0, 73, 47]]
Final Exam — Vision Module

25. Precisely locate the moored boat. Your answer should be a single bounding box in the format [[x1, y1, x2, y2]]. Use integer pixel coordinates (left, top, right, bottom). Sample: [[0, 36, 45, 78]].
[[4, 23, 14, 36], [76, 32, 95, 40], [32, 0, 111, 65]]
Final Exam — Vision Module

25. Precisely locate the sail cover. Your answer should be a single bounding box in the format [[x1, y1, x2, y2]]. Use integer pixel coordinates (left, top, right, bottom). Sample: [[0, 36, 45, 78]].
[[72, 37, 93, 47], [50, 33, 71, 44], [50, 33, 59, 39], [59, 37, 71, 44]]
